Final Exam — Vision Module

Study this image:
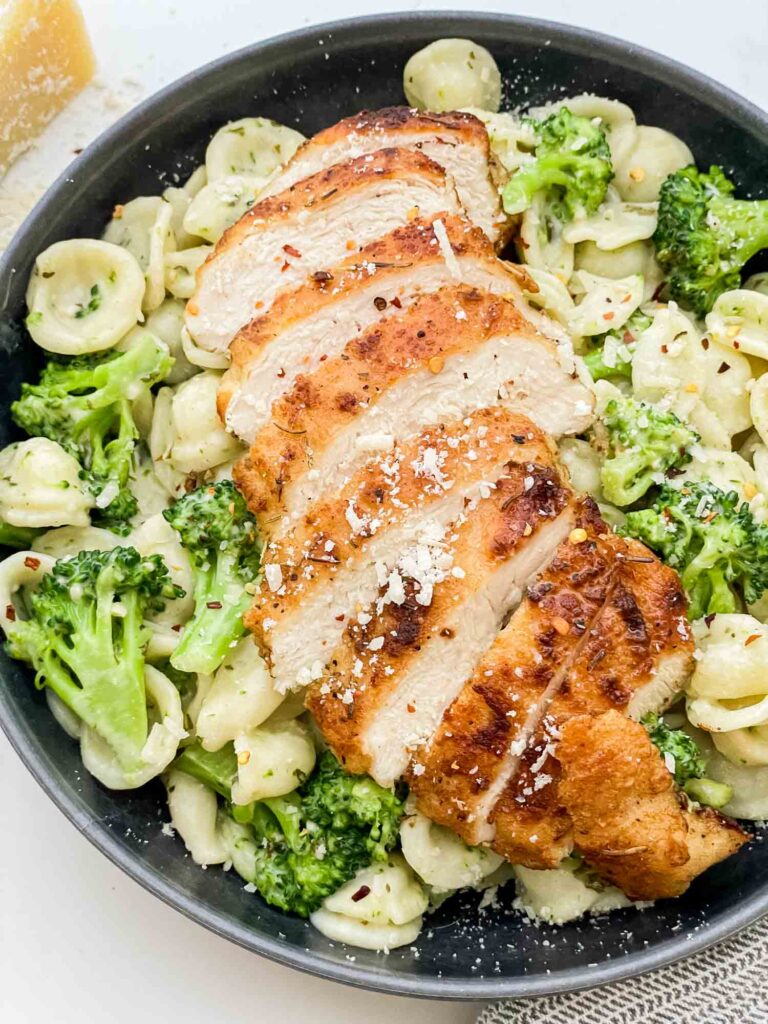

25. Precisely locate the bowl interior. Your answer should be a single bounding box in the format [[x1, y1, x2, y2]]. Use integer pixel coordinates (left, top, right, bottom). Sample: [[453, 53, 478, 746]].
[[2, 12, 768, 1000]]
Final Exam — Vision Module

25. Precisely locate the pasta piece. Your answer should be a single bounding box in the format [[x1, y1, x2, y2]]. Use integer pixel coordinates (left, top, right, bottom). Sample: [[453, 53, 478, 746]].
[[231, 718, 316, 804], [567, 271, 643, 337], [25, 238, 144, 355], [461, 107, 536, 173], [195, 638, 284, 752], [183, 175, 271, 244], [562, 187, 657, 249], [674, 447, 758, 508], [751, 374, 768, 449], [574, 238, 662, 297], [612, 125, 693, 202], [32, 524, 119, 560], [163, 166, 207, 250], [707, 289, 768, 361], [520, 266, 576, 326], [144, 298, 199, 384], [164, 244, 212, 300], [690, 340, 753, 448], [0, 438, 92, 528], [150, 373, 243, 485], [513, 862, 631, 924], [687, 615, 768, 737], [165, 769, 228, 865], [205, 117, 304, 183], [311, 854, 427, 950], [130, 513, 195, 630], [399, 811, 502, 892], [403, 38, 501, 113], [129, 446, 175, 525], [103, 196, 175, 313], [519, 193, 574, 281], [745, 272, 768, 297], [0, 549, 55, 636], [79, 665, 187, 789], [46, 690, 83, 740], [685, 724, 768, 818], [558, 438, 603, 498], [631, 304, 707, 422]]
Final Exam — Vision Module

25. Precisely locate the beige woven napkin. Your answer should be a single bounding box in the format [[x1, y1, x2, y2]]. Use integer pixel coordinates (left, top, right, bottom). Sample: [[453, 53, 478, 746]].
[[478, 916, 768, 1024]]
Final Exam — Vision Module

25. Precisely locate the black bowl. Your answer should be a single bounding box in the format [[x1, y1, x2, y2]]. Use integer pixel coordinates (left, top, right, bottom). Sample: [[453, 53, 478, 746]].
[[2, 10, 767, 1002]]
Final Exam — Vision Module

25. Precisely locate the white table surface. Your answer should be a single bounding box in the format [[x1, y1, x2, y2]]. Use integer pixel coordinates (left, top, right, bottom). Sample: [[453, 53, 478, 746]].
[[2, 2, 767, 1021]]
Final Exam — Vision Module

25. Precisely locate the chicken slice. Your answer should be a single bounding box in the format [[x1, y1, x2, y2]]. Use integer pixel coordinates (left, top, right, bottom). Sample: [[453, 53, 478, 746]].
[[556, 710, 747, 900], [219, 215, 570, 444], [409, 500, 614, 852], [186, 148, 462, 354], [261, 107, 505, 242], [307, 454, 575, 786], [233, 286, 593, 536], [246, 410, 562, 696], [490, 535, 695, 867]]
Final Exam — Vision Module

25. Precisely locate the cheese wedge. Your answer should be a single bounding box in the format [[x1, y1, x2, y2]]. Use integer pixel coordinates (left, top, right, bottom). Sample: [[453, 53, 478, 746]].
[[0, 0, 95, 175]]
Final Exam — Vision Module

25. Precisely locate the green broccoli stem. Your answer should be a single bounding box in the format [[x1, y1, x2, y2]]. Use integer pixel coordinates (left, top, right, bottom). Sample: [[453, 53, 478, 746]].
[[583, 346, 633, 382], [0, 522, 43, 549], [169, 552, 250, 675], [173, 740, 238, 798], [47, 584, 148, 770]]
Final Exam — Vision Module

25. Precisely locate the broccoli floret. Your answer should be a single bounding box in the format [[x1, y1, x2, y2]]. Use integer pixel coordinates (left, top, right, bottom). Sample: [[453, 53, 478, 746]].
[[502, 107, 614, 222], [0, 522, 43, 549], [583, 310, 653, 382], [163, 480, 261, 675], [642, 713, 733, 808], [598, 394, 698, 507], [11, 335, 173, 534], [654, 165, 768, 316], [6, 547, 183, 771], [174, 745, 404, 917], [622, 481, 768, 619]]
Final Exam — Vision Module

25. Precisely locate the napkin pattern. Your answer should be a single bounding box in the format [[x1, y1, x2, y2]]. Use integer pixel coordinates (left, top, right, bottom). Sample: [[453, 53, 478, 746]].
[[478, 916, 768, 1024]]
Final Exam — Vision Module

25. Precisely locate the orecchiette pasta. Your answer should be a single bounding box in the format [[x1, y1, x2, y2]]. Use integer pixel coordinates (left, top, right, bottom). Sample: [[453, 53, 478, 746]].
[[558, 438, 603, 498], [562, 187, 658, 250], [195, 637, 284, 752], [513, 863, 630, 925], [183, 175, 268, 245], [574, 238, 663, 297], [567, 271, 644, 337], [612, 125, 693, 202], [103, 196, 175, 313], [674, 446, 758, 508], [311, 854, 428, 950], [79, 665, 187, 789], [0, 550, 55, 635], [687, 616, 768, 757], [32, 525, 119, 560], [751, 374, 768, 450], [403, 38, 501, 113], [130, 512, 195, 628], [163, 166, 207, 251], [0, 438, 93, 528], [461, 108, 536, 174], [150, 373, 243, 493], [129, 446, 175, 524], [631, 303, 708, 422], [520, 267, 576, 327], [707, 289, 768, 361], [519, 193, 574, 282], [684, 723, 768, 819], [230, 718, 316, 805], [180, 323, 229, 370], [205, 118, 305, 183], [164, 244, 212, 301], [46, 690, 83, 740], [142, 298, 199, 383], [165, 769, 228, 865], [25, 238, 145, 355], [399, 811, 503, 892]]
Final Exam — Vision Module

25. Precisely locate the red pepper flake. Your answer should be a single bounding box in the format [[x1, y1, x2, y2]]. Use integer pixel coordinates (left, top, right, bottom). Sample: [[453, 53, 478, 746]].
[[172, 623, 182, 632], [334, 614, 345, 622], [704, 613, 716, 628], [745, 634, 762, 646], [702, 337, 710, 350], [23, 556, 40, 570], [391, 296, 402, 308], [206, 601, 223, 610], [373, 296, 387, 311], [734, 340, 741, 349], [283, 244, 302, 258], [5, 604, 15, 622], [407, 703, 416, 713], [276, 368, 286, 378], [661, 344, 669, 354], [280, 261, 290, 273], [602, 311, 615, 321], [717, 361, 731, 374], [351, 885, 371, 902]]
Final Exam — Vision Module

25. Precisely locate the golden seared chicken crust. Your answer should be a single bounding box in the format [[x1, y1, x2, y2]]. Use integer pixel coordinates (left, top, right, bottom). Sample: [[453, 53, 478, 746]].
[[556, 711, 747, 900], [307, 453, 572, 780], [232, 285, 592, 532]]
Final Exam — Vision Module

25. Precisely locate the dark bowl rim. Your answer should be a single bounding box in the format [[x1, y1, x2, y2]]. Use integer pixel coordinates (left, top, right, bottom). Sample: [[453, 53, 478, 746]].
[[2, 8, 768, 1002]]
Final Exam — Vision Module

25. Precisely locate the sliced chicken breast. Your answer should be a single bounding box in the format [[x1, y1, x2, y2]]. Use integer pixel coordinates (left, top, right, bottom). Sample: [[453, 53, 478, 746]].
[[409, 500, 614, 852], [556, 710, 747, 900], [233, 287, 594, 535], [306, 446, 574, 786], [490, 538, 695, 867], [219, 215, 572, 444], [246, 410, 556, 694], [262, 107, 506, 242], [186, 148, 462, 354]]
